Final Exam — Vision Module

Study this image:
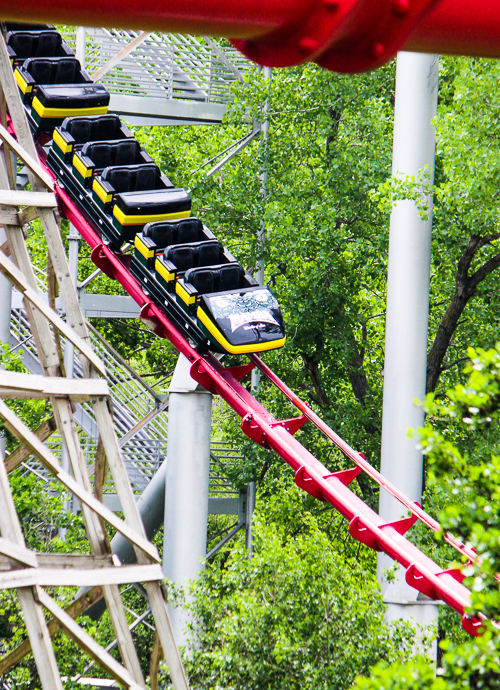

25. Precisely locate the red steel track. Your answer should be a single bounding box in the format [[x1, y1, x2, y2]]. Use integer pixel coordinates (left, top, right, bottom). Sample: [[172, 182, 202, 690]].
[[40, 159, 482, 634], [1, 0, 500, 75]]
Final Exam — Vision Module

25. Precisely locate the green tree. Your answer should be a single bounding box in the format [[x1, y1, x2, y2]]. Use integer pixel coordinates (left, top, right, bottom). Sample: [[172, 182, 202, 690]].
[[168, 490, 414, 690], [353, 344, 500, 688]]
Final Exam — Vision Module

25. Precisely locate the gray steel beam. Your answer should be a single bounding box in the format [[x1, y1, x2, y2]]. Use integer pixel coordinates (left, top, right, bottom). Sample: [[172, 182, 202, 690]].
[[109, 94, 227, 126]]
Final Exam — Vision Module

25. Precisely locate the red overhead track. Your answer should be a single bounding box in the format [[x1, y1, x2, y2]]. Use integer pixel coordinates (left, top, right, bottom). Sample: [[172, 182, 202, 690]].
[[38, 154, 482, 635], [2, 0, 500, 73]]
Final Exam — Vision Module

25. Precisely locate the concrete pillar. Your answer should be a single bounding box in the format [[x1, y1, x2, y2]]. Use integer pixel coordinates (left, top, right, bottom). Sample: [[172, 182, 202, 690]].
[[378, 52, 440, 652], [163, 354, 212, 647]]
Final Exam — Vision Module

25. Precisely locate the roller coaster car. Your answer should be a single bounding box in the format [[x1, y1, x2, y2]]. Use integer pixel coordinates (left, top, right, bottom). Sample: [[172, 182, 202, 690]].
[[6, 28, 73, 68], [131, 219, 286, 354], [71, 139, 154, 189], [92, 163, 174, 214], [51, 114, 133, 164], [15, 57, 92, 104], [133, 218, 217, 270]]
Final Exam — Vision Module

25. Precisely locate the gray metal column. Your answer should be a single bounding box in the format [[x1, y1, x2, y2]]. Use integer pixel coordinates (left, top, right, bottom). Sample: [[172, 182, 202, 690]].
[[75, 27, 86, 67], [163, 354, 212, 647], [378, 52, 439, 651]]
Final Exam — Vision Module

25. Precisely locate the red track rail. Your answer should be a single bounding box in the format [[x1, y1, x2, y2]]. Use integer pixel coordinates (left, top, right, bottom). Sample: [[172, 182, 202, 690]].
[[1, 0, 500, 74], [49, 174, 483, 635]]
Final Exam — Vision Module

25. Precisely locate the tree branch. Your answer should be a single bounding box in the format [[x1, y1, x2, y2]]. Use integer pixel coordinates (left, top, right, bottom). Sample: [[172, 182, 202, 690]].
[[427, 235, 500, 393]]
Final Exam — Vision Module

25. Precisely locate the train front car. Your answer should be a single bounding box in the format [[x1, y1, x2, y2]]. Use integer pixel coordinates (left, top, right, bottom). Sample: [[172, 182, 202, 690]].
[[196, 283, 286, 355], [134, 220, 286, 356]]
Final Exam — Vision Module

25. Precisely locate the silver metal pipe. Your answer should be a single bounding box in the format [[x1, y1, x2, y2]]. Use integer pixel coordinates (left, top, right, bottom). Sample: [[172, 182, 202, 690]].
[[163, 354, 212, 647], [378, 51, 440, 653]]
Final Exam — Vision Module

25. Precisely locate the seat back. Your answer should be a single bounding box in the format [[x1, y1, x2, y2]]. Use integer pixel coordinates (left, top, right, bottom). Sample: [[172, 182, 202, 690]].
[[184, 263, 244, 295], [7, 30, 61, 59], [35, 31, 61, 56], [7, 32, 32, 58], [81, 139, 141, 169], [101, 164, 159, 193], [164, 240, 222, 270], [144, 218, 203, 248], [23, 57, 80, 85], [62, 114, 122, 144]]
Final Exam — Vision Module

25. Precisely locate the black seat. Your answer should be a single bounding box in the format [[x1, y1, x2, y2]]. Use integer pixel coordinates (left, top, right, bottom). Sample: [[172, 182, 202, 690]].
[[144, 218, 203, 247], [164, 240, 222, 270], [81, 139, 141, 169], [115, 140, 140, 166], [36, 31, 60, 56], [104, 168, 131, 193], [54, 59, 78, 83], [220, 265, 242, 291], [101, 164, 159, 193], [184, 263, 244, 295], [28, 59, 52, 83], [136, 166, 157, 191], [8, 32, 32, 58], [167, 246, 194, 272], [62, 114, 123, 143], [23, 57, 81, 85], [188, 269, 214, 294], [84, 142, 112, 169], [7, 30, 61, 59]]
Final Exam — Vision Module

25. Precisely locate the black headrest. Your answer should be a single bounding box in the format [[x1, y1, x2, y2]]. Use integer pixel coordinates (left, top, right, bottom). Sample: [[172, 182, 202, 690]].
[[35, 31, 61, 56], [143, 217, 203, 247], [82, 139, 141, 168], [62, 114, 122, 143], [23, 56, 80, 85], [184, 263, 244, 294], [164, 240, 222, 269], [7, 32, 32, 57]]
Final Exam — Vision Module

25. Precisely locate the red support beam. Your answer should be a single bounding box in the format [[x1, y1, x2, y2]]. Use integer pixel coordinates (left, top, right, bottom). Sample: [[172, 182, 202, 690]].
[[1, 0, 500, 73]]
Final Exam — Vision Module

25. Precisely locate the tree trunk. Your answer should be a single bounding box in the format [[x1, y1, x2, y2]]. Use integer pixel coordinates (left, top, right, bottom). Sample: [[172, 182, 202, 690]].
[[426, 234, 500, 393]]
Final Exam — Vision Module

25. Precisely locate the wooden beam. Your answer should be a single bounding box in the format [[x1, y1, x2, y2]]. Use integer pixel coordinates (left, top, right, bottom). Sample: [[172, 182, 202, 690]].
[[0, 553, 117, 570], [0, 563, 164, 588], [0, 370, 110, 401], [5, 416, 56, 473], [18, 206, 39, 226], [0, 210, 19, 224], [0, 585, 104, 676], [0, 399, 160, 563], [0, 34, 147, 687], [37, 589, 145, 690], [0, 124, 54, 190], [0, 250, 106, 376], [0, 537, 38, 568], [0, 190, 56, 207]]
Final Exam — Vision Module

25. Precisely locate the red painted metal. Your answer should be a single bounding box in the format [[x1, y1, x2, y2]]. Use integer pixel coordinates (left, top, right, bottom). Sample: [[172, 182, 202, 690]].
[[2, 0, 500, 74], [49, 176, 482, 632], [407, 0, 500, 59]]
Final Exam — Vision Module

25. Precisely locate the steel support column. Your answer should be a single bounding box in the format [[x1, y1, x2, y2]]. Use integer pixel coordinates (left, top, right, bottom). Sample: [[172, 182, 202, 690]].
[[163, 354, 212, 647], [378, 51, 439, 653]]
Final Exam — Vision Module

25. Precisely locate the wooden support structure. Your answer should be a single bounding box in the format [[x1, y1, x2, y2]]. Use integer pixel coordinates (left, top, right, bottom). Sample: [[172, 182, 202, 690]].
[[0, 32, 190, 690]]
